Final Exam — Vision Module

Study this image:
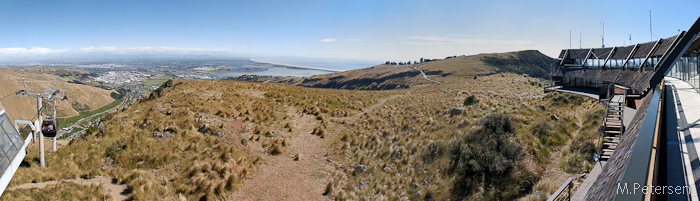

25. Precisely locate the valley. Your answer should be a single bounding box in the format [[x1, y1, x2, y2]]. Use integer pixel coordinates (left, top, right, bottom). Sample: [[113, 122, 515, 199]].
[[1, 50, 601, 200]]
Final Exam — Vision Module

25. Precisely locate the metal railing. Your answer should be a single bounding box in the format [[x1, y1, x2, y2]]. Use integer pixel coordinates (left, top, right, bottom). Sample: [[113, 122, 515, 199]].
[[613, 83, 664, 201], [547, 177, 574, 201], [596, 83, 625, 157]]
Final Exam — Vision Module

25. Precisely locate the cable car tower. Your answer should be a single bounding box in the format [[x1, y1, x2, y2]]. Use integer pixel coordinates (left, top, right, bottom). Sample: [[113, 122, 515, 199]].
[[16, 79, 66, 167]]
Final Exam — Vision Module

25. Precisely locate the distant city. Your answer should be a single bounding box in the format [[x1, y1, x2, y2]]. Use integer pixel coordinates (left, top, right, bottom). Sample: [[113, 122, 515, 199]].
[[0, 58, 349, 102]]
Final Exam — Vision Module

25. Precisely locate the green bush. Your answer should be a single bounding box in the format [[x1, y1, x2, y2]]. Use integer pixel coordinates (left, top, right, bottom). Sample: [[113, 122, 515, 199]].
[[423, 141, 447, 163], [463, 95, 479, 106], [449, 113, 524, 197]]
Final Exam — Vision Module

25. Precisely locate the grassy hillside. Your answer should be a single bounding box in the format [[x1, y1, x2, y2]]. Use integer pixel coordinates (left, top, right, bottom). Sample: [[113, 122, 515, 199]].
[[0, 67, 116, 123], [269, 50, 555, 89], [5, 72, 601, 200], [270, 64, 427, 90], [479, 50, 556, 79], [31, 66, 96, 81]]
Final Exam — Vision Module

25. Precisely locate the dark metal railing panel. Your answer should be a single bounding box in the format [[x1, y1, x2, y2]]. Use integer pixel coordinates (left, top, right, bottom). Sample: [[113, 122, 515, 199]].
[[547, 177, 574, 201], [613, 83, 663, 201]]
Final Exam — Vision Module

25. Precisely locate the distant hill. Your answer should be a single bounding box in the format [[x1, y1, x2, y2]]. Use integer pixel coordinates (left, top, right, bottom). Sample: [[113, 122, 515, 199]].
[[0, 67, 116, 121], [31, 66, 97, 80], [479, 50, 556, 79], [268, 50, 556, 89], [269, 64, 431, 90]]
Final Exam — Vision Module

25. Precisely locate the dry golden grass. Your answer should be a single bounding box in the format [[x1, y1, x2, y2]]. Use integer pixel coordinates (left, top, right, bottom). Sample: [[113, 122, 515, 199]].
[[2, 182, 111, 201], [6, 69, 600, 200], [0, 67, 116, 120], [7, 78, 391, 200], [319, 74, 602, 200]]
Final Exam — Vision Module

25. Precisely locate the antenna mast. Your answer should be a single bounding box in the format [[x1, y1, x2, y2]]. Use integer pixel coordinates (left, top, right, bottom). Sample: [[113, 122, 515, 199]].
[[602, 23, 605, 48], [650, 10, 653, 41], [580, 33, 582, 49], [569, 30, 572, 49]]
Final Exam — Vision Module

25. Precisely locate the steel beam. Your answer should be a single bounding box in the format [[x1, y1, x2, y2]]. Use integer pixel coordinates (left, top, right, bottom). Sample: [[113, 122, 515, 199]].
[[621, 44, 639, 70], [602, 47, 616, 69], [559, 49, 569, 66], [653, 33, 683, 70], [582, 48, 593, 68], [639, 39, 662, 72]]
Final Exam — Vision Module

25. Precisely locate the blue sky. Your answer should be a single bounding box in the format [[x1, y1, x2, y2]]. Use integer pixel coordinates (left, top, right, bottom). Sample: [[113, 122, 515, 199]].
[[0, 0, 698, 62]]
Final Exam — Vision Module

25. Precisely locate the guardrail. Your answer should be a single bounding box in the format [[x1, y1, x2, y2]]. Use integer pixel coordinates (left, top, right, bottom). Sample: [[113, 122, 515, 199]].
[[547, 177, 574, 201], [613, 83, 664, 201]]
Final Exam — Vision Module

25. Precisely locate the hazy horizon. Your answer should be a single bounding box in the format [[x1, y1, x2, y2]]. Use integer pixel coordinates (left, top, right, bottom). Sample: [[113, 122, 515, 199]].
[[0, 0, 698, 62]]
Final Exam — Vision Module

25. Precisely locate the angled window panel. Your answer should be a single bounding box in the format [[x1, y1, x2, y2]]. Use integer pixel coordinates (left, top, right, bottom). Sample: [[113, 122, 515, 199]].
[[0, 115, 18, 166], [0, 114, 22, 149], [0, 152, 8, 176], [0, 119, 12, 176]]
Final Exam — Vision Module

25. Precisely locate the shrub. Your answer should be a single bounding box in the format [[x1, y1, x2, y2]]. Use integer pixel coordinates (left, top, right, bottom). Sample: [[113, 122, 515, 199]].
[[422, 141, 447, 163], [463, 95, 478, 106], [449, 113, 524, 196]]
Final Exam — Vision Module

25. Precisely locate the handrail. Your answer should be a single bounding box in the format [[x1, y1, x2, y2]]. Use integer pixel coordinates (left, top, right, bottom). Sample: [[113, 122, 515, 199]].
[[547, 177, 574, 201], [613, 83, 664, 200], [597, 83, 615, 156]]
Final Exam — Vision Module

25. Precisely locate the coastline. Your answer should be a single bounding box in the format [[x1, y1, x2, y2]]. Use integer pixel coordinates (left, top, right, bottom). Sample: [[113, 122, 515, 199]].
[[249, 58, 343, 72]]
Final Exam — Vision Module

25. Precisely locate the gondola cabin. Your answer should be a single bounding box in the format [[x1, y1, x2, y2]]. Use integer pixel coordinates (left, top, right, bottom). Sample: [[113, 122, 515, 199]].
[[41, 118, 57, 138]]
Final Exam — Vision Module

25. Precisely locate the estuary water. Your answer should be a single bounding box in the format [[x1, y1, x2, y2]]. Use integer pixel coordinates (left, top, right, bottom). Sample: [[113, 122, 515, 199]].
[[205, 57, 380, 78]]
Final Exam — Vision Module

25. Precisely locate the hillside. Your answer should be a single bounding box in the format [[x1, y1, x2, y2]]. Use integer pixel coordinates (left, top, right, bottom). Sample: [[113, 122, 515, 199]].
[[0, 67, 116, 122], [30, 66, 97, 80], [5, 72, 602, 200], [269, 50, 556, 89]]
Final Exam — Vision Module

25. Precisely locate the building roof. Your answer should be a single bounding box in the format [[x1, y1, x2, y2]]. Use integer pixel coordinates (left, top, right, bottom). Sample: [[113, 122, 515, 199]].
[[551, 68, 654, 92], [558, 35, 681, 59]]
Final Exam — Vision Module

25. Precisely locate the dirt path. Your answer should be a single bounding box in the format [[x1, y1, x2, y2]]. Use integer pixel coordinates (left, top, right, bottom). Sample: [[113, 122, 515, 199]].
[[363, 94, 404, 115], [410, 65, 442, 83], [227, 92, 406, 200], [8, 176, 128, 201], [226, 107, 332, 200]]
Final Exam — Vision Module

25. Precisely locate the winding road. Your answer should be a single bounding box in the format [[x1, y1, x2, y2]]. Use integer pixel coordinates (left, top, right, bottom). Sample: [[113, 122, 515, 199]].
[[58, 91, 130, 138]]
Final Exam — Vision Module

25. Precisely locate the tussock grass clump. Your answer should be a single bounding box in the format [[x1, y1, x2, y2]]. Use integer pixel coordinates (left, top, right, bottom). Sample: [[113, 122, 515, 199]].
[[124, 170, 161, 200], [268, 142, 283, 155], [548, 92, 585, 106], [560, 109, 601, 173], [177, 146, 248, 199], [2, 182, 111, 200]]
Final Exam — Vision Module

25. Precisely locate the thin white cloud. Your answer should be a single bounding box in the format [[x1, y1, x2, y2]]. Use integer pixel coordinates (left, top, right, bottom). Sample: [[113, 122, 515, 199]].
[[407, 36, 448, 41], [0, 47, 69, 55], [321, 38, 337, 42], [79, 46, 233, 54], [405, 36, 533, 45], [345, 39, 362, 42], [0, 46, 241, 61]]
